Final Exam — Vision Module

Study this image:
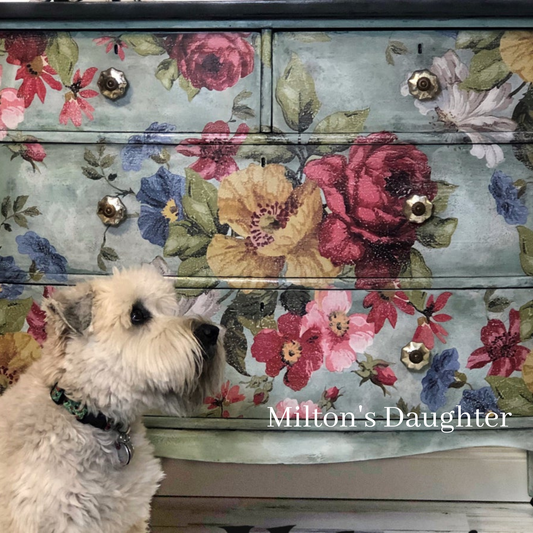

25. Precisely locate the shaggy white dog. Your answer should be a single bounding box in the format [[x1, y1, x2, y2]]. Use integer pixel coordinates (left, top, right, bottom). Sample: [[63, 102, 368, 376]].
[[0, 266, 224, 532]]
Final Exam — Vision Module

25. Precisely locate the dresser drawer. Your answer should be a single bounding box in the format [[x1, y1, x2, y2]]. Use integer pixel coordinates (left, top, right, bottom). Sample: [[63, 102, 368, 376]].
[[0, 31, 262, 133], [1, 139, 532, 286]]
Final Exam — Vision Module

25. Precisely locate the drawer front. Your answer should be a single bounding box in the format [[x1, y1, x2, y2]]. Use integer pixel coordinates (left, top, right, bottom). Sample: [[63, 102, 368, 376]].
[[272, 30, 529, 139], [2, 283, 533, 420], [0, 31, 261, 133], [1, 139, 533, 285]]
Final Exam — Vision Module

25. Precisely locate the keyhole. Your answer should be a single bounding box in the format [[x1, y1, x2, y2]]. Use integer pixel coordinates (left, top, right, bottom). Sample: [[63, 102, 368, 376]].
[[418, 43, 423, 54], [260, 156, 266, 168]]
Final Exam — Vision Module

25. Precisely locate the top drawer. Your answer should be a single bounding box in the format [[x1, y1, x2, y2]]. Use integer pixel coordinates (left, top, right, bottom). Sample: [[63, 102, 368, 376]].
[[272, 30, 526, 136], [0, 31, 261, 133]]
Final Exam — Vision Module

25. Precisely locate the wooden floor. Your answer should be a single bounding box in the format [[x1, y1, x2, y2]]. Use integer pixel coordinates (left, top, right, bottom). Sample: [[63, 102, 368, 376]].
[[150, 497, 533, 532]]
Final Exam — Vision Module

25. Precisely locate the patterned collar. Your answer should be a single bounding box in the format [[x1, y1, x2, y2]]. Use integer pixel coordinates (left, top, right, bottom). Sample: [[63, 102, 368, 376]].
[[50, 383, 126, 433]]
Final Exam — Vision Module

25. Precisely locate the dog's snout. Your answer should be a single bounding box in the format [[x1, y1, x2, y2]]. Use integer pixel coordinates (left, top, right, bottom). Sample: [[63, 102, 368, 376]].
[[194, 324, 220, 359]]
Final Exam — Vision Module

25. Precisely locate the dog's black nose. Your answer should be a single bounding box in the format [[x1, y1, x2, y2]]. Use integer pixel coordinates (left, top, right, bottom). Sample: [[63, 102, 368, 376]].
[[194, 323, 219, 360]]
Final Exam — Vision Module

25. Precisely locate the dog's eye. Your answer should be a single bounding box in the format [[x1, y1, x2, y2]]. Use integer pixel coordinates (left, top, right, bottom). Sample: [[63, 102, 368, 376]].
[[130, 303, 151, 326]]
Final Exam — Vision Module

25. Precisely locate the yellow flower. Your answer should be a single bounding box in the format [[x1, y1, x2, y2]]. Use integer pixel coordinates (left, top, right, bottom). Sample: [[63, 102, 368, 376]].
[[0, 332, 41, 391], [206, 164, 340, 287], [500, 31, 533, 82]]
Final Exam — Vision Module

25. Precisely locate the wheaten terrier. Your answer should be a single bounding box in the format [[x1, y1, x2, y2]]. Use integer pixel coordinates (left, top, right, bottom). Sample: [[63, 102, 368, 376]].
[[0, 266, 224, 532]]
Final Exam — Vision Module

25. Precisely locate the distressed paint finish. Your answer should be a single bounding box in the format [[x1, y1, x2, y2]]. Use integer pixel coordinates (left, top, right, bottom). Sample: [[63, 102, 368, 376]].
[[3, 29, 533, 465]]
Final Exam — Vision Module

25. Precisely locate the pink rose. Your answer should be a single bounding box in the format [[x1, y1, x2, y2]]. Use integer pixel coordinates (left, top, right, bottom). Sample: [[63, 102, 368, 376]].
[[324, 386, 341, 402], [373, 366, 397, 387], [304, 132, 437, 278], [23, 143, 46, 162], [165, 33, 254, 91], [275, 399, 321, 419]]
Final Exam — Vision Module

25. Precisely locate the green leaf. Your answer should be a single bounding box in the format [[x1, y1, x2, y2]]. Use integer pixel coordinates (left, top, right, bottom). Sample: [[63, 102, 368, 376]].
[[13, 195, 28, 213], [449, 371, 468, 389], [97, 253, 107, 272], [22, 206, 41, 217], [234, 90, 253, 104], [486, 375, 533, 415], [178, 256, 214, 278], [13, 214, 28, 229], [238, 315, 277, 336], [458, 48, 510, 92], [179, 75, 200, 102], [150, 148, 171, 165], [432, 181, 458, 215], [237, 143, 296, 164], [522, 351, 533, 394], [231, 290, 278, 321], [519, 300, 533, 341], [232, 105, 256, 120], [403, 290, 427, 312], [155, 58, 179, 91], [399, 248, 433, 288], [275, 53, 321, 132], [100, 154, 116, 169], [120, 33, 165, 56], [0, 298, 33, 335], [517, 226, 533, 276], [456, 31, 504, 52], [512, 86, 533, 170], [182, 197, 217, 236], [385, 40, 409, 66], [84, 149, 99, 168], [100, 246, 119, 262], [28, 260, 43, 282], [279, 286, 311, 316], [416, 217, 458, 248], [82, 167, 103, 180], [487, 296, 512, 313], [164, 220, 211, 259], [45, 32, 79, 85], [221, 309, 249, 376], [183, 168, 219, 232], [313, 109, 370, 135], [1, 196, 11, 218]]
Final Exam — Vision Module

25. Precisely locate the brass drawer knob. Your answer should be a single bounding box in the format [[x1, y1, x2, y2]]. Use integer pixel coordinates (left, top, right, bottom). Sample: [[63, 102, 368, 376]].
[[401, 341, 431, 371], [403, 194, 433, 224], [97, 195, 127, 226], [407, 69, 440, 100], [98, 68, 128, 100]]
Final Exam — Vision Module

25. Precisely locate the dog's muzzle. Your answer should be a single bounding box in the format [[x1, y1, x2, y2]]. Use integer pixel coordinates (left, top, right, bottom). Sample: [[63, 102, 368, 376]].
[[194, 323, 219, 361]]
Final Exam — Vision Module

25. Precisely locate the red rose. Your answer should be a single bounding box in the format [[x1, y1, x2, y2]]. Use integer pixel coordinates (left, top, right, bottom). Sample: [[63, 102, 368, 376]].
[[304, 132, 437, 278], [23, 143, 46, 162], [324, 386, 340, 401], [253, 392, 265, 405], [165, 33, 254, 91], [373, 365, 397, 387]]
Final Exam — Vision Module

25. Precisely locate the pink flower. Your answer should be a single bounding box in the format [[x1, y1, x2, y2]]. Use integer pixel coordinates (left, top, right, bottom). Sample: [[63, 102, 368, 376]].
[[253, 392, 265, 405], [59, 68, 99, 127], [412, 292, 453, 350], [176, 121, 249, 181], [23, 143, 46, 162], [324, 386, 341, 402], [204, 380, 246, 418], [362, 284, 415, 333], [275, 399, 321, 419], [373, 365, 397, 387], [26, 286, 55, 346], [467, 309, 529, 377], [251, 312, 323, 391], [93, 36, 128, 61], [0, 66, 25, 140], [165, 33, 255, 91], [300, 291, 374, 372]]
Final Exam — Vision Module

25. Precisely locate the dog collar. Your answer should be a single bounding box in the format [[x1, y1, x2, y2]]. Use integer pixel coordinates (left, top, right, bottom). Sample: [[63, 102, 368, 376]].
[[50, 384, 134, 466]]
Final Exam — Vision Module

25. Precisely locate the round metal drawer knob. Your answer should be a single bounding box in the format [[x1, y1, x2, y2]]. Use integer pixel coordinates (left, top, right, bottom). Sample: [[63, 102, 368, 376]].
[[407, 69, 440, 100], [98, 68, 128, 100], [401, 341, 431, 371], [97, 195, 127, 226], [403, 194, 433, 224]]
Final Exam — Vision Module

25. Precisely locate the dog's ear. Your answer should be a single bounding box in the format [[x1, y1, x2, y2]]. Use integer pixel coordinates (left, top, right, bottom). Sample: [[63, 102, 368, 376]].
[[44, 283, 94, 335]]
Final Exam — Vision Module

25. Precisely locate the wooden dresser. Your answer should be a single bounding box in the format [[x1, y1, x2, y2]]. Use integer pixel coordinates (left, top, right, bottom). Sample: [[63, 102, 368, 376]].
[[2, 0, 533, 507]]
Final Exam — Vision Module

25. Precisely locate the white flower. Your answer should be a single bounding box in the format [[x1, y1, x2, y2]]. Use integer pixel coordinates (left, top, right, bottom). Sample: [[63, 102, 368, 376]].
[[401, 50, 517, 168], [175, 291, 220, 319]]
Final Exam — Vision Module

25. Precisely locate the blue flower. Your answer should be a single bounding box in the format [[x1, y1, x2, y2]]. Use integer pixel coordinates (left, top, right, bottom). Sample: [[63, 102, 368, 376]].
[[16, 231, 68, 282], [0, 256, 26, 299], [488, 170, 529, 225], [420, 348, 460, 411], [121, 122, 177, 172], [136, 166, 186, 247], [456, 386, 501, 416]]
